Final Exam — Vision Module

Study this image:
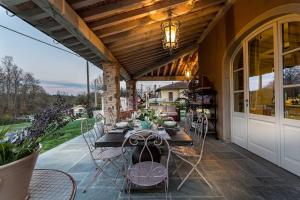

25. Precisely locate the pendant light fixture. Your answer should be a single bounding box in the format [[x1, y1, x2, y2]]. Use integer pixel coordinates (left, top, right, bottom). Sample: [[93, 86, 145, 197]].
[[161, 9, 180, 54]]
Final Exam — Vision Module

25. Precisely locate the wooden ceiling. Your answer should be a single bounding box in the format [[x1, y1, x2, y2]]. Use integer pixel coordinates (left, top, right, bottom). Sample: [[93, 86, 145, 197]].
[[0, 0, 232, 80], [140, 49, 198, 81]]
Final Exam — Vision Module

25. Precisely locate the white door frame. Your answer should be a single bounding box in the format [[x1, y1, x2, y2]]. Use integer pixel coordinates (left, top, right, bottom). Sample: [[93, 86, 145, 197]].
[[230, 15, 300, 174]]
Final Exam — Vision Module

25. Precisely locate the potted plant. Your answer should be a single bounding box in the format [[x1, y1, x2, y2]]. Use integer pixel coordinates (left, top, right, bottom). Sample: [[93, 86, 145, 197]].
[[0, 96, 71, 200]]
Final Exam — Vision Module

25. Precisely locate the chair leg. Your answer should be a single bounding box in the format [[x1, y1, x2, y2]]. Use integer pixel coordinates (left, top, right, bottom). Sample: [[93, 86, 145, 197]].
[[165, 178, 169, 200], [177, 166, 195, 191], [126, 179, 132, 200], [83, 167, 104, 193], [172, 161, 183, 175], [194, 167, 212, 188]]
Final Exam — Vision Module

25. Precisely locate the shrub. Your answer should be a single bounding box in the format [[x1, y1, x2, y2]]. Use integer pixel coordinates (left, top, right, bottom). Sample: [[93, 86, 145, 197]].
[[0, 95, 72, 166]]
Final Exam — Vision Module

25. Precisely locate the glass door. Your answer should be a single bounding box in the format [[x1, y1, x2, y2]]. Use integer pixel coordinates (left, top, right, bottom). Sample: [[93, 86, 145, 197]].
[[231, 16, 300, 176], [246, 25, 279, 164], [279, 19, 300, 176], [231, 47, 247, 148]]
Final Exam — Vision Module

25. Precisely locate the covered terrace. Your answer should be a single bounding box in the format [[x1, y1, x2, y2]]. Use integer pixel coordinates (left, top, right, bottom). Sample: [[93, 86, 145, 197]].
[[1, 0, 300, 200]]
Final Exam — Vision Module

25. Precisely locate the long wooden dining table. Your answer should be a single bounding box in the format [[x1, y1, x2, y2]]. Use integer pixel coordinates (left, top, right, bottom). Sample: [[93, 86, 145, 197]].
[[95, 128, 193, 148]]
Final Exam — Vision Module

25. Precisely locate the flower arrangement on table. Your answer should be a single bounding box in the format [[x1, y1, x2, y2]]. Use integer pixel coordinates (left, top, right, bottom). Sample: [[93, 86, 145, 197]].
[[136, 109, 164, 130]]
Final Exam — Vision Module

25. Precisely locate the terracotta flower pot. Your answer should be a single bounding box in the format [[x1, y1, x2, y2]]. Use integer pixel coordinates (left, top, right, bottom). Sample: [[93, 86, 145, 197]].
[[0, 148, 40, 200]]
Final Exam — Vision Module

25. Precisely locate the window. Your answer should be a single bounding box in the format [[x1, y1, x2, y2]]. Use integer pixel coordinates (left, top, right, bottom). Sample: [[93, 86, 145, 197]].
[[232, 48, 244, 112], [248, 28, 275, 116], [282, 21, 300, 120], [168, 92, 173, 101]]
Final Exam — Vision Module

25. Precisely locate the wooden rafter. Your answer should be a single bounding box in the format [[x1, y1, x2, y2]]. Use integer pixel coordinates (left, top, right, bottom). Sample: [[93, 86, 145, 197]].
[[139, 76, 192, 81], [133, 44, 197, 79], [79, 0, 157, 22], [1, 0, 230, 80], [89, 0, 194, 31], [163, 64, 169, 76], [30, 0, 130, 80], [95, 2, 223, 38]]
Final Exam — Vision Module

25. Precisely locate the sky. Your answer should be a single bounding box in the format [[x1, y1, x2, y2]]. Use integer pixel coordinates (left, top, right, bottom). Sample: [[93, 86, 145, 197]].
[[0, 6, 171, 95], [0, 7, 101, 95]]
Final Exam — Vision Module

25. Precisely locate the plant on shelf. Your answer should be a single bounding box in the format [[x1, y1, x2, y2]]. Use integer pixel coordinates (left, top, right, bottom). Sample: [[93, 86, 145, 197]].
[[0, 95, 72, 200]]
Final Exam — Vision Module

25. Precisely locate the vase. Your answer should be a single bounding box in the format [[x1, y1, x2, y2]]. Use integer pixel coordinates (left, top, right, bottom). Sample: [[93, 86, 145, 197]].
[[0, 148, 40, 200]]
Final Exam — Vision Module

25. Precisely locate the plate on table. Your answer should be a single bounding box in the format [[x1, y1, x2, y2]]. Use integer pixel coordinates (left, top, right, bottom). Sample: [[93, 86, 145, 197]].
[[163, 121, 177, 128], [116, 122, 128, 129]]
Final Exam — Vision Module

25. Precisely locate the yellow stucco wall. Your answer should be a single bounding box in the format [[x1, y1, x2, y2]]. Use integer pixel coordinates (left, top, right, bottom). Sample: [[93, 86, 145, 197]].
[[198, 0, 300, 140]]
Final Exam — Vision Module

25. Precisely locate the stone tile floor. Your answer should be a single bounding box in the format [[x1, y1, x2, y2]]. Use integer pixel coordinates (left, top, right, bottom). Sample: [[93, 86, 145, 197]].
[[36, 133, 300, 200]]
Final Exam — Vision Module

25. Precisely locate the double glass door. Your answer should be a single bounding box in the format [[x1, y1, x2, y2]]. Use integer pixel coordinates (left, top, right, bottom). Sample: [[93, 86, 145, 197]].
[[231, 16, 300, 176]]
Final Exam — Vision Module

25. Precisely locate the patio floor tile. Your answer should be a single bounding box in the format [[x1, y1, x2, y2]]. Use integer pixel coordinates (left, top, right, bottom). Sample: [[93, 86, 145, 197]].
[[36, 133, 300, 200]]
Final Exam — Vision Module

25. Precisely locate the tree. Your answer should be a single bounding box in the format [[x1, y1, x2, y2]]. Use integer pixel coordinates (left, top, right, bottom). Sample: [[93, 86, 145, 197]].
[[0, 56, 48, 119]]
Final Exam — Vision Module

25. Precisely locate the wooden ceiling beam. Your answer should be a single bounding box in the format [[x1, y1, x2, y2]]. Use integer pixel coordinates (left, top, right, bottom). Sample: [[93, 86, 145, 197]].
[[139, 76, 191, 81], [133, 44, 197, 79], [118, 42, 196, 66], [175, 57, 184, 76], [70, 0, 106, 10], [163, 64, 169, 76], [0, 0, 29, 7], [89, 0, 196, 31], [181, 55, 191, 76], [122, 55, 167, 67], [31, 0, 130, 80], [169, 60, 177, 76], [100, 0, 224, 42], [96, 2, 223, 38], [113, 38, 195, 63], [103, 16, 211, 45], [112, 35, 198, 55], [107, 21, 208, 50], [110, 29, 205, 54], [118, 50, 170, 63], [79, 0, 157, 22]]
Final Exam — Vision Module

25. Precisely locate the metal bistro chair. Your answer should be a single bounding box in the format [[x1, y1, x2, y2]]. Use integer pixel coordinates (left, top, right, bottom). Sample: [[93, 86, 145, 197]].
[[184, 109, 194, 133], [171, 113, 212, 191], [121, 130, 171, 199], [191, 111, 205, 143], [94, 113, 110, 135], [107, 108, 116, 127], [81, 118, 123, 193]]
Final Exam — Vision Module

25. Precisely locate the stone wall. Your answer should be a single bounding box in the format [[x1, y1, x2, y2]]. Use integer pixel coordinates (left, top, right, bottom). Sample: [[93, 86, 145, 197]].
[[126, 80, 137, 110], [102, 63, 120, 123]]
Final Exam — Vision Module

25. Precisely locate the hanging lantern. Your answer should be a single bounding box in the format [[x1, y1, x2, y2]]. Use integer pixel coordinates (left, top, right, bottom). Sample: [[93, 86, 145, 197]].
[[161, 10, 180, 54]]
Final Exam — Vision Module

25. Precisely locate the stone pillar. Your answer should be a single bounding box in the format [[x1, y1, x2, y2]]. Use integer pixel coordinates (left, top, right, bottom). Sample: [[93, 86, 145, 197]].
[[102, 63, 120, 123], [126, 80, 137, 111]]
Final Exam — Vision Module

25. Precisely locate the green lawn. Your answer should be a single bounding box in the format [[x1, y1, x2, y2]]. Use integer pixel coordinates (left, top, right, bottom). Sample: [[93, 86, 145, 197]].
[[0, 122, 31, 132], [40, 118, 94, 153], [0, 119, 94, 154]]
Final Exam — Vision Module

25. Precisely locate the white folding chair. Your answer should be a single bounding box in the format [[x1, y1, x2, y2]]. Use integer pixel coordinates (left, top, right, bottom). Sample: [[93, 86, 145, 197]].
[[171, 113, 212, 190], [81, 118, 123, 193], [121, 130, 171, 199], [191, 111, 204, 142]]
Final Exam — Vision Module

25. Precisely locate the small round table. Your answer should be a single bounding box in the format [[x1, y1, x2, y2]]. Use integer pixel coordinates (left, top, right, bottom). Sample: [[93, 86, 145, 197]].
[[28, 169, 76, 200]]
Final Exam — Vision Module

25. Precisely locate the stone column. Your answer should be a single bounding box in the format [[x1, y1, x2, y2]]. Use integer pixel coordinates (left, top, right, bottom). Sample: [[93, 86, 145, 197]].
[[102, 63, 120, 123], [126, 80, 137, 110]]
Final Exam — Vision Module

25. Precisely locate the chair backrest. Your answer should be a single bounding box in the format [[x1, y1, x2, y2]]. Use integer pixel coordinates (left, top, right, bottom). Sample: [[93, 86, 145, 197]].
[[195, 113, 209, 164], [81, 118, 104, 154], [94, 113, 107, 136], [121, 130, 171, 178], [184, 109, 194, 131], [107, 108, 116, 125]]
